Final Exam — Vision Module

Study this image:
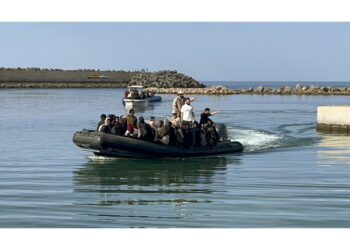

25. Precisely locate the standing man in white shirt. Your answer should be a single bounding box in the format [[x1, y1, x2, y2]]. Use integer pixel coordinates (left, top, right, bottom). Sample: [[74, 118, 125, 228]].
[[180, 97, 195, 127]]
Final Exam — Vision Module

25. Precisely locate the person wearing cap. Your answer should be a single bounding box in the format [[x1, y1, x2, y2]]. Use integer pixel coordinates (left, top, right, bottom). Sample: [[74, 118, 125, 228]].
[[172, 91, 197, 117], [200, 108, 221, 126], [172, 91, 185, 117], [180, 97, 195, 127], [98, 116, 112, 133]]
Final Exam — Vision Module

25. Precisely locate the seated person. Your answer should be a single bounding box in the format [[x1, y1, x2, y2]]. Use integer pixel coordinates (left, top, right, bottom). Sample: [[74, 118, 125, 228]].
[[191, 121, 201, 147], [156, 120, 170, 145], [96, 114, 106, 130], [170, 112, 181, 127], [110, 116, 123, 135], [125, 123, 138, 137], [149, 116, 156, 129], [175, 122, 185, 146], [205, 120, 220, 146], [200, 108, 221, 126], [124, 109, 137, 128], [108, 114, 116, 126], [98, 116, 112, 133], [200, 124, 208, 146], [137, 116, 151, 140], [119, 115, 127, 135], [167, 121, 177, 146], [124, 90, 129, 98]]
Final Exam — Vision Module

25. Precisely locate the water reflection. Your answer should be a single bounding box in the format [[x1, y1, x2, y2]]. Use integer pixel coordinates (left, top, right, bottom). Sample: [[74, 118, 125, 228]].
[[72, 157, 241, 223], [73, 157, 239, 209], [317, 134, 350, 165], [74, 157, 235, 187], [124, 102, 157, 114]]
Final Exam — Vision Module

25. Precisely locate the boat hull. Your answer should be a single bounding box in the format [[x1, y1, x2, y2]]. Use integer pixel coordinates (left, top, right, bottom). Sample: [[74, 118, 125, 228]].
[[122, 96, 162, 105], [147, 96, 162, 102], [123, 98, 148, 106], [73, 130, 243, 158]]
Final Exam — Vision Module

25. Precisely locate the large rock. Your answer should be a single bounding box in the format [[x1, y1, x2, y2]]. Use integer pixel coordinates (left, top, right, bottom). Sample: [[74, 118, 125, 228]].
[[281, 86, 293, 94], [320, 86, 329, 92], [309, 85, 319, 92], [256, 86, 264, 93], [129, 70, 206, 88], [302, 86, 309, 91]]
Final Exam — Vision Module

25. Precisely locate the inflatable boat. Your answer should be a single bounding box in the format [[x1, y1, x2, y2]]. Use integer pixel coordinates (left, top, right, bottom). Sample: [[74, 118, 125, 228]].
[[73, 129, 243, 158], [147, 95, 162, 103]]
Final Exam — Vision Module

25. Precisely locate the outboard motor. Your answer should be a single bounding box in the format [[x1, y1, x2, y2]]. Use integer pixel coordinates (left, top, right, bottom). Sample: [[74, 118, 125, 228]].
[[216, 123, 228, 141]]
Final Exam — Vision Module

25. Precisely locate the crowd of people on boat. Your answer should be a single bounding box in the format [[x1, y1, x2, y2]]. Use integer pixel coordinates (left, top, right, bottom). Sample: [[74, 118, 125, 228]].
[[123, 89, 154, 99], [96, 91, 221, 148]]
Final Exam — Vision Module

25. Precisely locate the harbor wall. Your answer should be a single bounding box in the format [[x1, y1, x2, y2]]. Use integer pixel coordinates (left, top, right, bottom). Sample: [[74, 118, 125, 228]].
[[0, 68, 205, 88], [0, 68, 132, 83], [316, 105, 350, 135]]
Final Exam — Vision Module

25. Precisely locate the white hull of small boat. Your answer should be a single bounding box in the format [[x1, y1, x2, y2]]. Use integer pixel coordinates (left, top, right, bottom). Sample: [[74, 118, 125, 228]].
[[123, 98, 148, 106]]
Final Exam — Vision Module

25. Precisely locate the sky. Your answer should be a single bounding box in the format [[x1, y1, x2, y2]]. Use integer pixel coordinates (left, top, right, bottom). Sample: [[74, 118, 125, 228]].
[[0, 22, 350, 81]]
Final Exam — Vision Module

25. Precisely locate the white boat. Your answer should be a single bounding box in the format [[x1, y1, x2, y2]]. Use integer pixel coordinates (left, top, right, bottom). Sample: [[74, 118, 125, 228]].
[[122, 85, 149, 106]]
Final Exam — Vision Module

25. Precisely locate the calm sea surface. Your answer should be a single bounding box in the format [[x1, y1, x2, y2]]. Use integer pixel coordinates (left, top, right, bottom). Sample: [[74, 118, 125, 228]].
[[1, 84, 350, 227]]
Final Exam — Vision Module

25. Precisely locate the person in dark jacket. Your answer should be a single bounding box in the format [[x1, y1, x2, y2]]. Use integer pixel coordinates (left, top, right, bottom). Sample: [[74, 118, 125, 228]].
[[119, 115, 127, 135], [191, 121, 201, 147], [183, 123, 193, 148], [175, 123, 185, 147], [137, 116, 153, 140], [205, 120, 220, 146], [96, 114, 106, 130], [167, 121, 177, 146], [200, 108, 221, 126], [110, 116, 123, 135], [156, 120, 170, 145]]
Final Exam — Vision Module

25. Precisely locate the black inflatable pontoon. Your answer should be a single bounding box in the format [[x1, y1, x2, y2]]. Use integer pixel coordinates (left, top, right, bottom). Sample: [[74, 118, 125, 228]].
[[73, 129, 243, 158]]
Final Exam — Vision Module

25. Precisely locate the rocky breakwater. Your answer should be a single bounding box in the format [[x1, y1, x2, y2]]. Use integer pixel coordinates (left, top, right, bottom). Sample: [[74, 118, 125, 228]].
[[234, 84, 350, 95], [146, 85, 234, 95], [129, 70, 206, 88], [145, 83, 350, 96]]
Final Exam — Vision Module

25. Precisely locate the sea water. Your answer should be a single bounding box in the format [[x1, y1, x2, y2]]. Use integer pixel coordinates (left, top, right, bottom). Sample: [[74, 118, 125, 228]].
[[0, 86, 350, 227]]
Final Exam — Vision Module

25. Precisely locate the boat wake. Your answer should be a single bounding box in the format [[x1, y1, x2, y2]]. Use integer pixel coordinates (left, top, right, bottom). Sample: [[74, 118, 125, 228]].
[[227, 125, 318, 152]]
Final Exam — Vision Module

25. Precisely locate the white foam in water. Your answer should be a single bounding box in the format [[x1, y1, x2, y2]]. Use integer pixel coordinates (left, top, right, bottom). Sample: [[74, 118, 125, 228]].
[[86, 127, 291, 156], [86, 154, 119, 161], [227, 126, 283, 152]]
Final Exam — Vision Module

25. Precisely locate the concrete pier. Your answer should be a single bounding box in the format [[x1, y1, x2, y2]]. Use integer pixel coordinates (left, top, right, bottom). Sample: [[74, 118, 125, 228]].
[[316, 105, 350, 135]]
